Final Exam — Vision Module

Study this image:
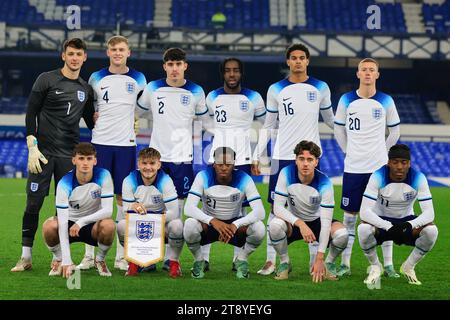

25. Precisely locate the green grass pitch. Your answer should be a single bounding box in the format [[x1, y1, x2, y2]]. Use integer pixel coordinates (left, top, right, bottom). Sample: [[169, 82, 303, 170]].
[[0, 178, 449, 300]]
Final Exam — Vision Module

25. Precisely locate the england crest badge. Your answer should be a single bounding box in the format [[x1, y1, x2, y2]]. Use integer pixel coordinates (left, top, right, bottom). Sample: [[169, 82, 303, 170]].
[[239, 100, 249, 112], [136, 221, 154, 242], [30, 182, 39, 192], [342, 197, 349, 207], [77, 90, 85, 102], [152, 195, 163, 204], [126, 82, 135, 94], [310, 196, 320, 205], [306, 91, 317, 102], [372, 108, 382, 120], [180, 94, 190, 106], [90, 190, 101, 199], [403, 191, 415, 201]]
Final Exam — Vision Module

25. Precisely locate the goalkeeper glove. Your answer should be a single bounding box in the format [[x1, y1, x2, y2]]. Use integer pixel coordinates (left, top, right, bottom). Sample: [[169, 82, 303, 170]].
[[387, 222, 412, 245], [27, 135, 48, 174]]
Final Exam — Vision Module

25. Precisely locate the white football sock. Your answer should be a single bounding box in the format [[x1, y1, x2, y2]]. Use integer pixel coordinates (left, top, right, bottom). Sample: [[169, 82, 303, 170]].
[[21, 246, 32, 260], [381, 241, 394, 267], [341, 212, 357, 267]]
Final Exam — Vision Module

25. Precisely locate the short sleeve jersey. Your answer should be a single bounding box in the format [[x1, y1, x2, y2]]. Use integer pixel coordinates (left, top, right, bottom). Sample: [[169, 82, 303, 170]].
[[266, 77, 332, 160], [137, 79, 208, 162], [334, 90, 401, 173], [89, 68, 146, 146], [206, 87, 266, 165]]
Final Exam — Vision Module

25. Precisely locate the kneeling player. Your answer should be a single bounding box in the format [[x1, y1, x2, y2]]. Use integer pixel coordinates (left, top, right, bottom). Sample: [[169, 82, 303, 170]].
[[42, 143, 115, 278], [358, 144, 438, 286], [117, 147, 184, 278], [268, 140, 349, 282], [183, 147, 265, 279]]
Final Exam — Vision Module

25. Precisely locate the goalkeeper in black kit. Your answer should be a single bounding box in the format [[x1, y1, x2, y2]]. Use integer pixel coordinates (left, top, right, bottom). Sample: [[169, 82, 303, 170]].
[[11, 38, 95, 272]]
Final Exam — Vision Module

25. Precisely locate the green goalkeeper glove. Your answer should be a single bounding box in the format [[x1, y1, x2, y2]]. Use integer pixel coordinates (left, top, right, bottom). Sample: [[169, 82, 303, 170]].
[[27, 135, 48, 174]]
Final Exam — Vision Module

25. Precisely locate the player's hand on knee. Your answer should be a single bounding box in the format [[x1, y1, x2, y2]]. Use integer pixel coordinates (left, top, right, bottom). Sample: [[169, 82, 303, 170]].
[[131, 202, 147, 215], [26, 135, 48, 174], [251, 161, 261, 176], [69, 223, 81, 237], [211, 219, 234, 242], [298, 224, 315, 243]]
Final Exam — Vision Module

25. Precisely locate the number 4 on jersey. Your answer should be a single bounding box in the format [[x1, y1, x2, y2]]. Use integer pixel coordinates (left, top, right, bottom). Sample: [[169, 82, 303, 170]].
[[102, 90, 109, 103]]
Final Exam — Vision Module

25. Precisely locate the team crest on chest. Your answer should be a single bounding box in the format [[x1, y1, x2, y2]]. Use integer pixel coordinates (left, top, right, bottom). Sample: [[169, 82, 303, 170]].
[[230, 193, 240, 202], [239, 100, 249, 112], [77, 90, 85, 102], [403, 191, 415, 201], [152, 195, 163, 204], [180, 94, 190, 106], [306, 91, 317, 102], [91, 190, 101, 199], [126, 82, 135, 94], [136, 221, 154, 242], [309, 196, 320, 205], [372, 108, 382, 120]]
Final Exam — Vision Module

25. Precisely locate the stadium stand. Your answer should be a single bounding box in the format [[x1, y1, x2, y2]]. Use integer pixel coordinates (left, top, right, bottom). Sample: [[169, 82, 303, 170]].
[[1, 139, 449, 179], [0, 0, 155, 28], [422, 0, 450, 34], [0, 0, 448, 35]]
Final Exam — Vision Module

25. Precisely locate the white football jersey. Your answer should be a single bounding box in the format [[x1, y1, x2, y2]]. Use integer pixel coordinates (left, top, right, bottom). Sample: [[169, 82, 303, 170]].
[[189, 167, 261, 221], [137, 79, 207, 162], [89, 68, 147, 146], [275, 164, 335, 222], [122, 169, 178, 213], [266, 77, 332, 160], [206, 87, 266, 165], [334, 90, 401, 173], [363, 165, 432, 219], [56, 167, 114, 222]]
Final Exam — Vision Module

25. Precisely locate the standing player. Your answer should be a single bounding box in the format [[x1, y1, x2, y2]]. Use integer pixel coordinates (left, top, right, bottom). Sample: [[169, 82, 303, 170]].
[[334, 58, 401, 277], [41, 142, 115, 278], [117, 147, 184, 278], [201, 57, 266, 271], [11, 38, 95, 272], [252, 43, 335, 275], [77, 36, 146, 272], [183, 147, 266, 279], [268, 141, 348, 281], [358, 144, 438, 286], [137, 47, 213, 270]]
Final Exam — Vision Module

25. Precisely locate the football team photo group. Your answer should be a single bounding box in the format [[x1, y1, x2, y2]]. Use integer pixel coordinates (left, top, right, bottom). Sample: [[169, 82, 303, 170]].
[[6, 34, 442, 298]]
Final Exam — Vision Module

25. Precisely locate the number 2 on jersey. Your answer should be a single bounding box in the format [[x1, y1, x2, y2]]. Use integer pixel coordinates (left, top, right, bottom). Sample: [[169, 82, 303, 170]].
[[158, 101, 164, 114]]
